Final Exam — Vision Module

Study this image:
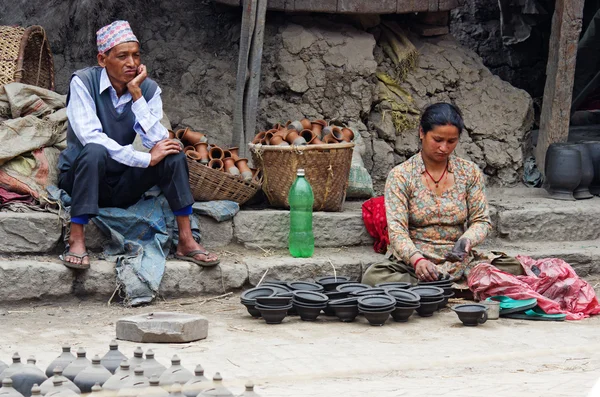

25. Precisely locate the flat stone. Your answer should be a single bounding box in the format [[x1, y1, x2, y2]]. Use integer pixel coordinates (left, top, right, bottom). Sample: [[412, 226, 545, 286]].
[[0, 260, 73, 301], [245, 247, 385, 285], [116, 312, 209, 343], [0, 212, 62, 254], [233, 210, 374, 249]]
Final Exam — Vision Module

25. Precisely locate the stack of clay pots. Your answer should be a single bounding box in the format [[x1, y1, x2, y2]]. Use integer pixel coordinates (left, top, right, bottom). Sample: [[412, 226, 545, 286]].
[[171, 127, 258, 182], [252, 119, 354, 146], [0, 341, 261, 396]]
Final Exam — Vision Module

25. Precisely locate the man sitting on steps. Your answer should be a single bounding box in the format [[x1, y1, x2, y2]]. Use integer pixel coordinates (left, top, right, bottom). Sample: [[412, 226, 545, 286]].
[[57, 20, 219, 269]]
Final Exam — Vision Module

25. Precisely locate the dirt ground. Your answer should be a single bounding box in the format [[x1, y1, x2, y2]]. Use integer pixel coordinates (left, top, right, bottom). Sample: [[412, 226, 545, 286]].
[[2, 284, 600, 397]]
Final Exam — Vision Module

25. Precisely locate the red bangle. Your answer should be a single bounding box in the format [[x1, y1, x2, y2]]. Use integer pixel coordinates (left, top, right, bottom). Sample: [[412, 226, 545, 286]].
[[413, 257, 426, 269]]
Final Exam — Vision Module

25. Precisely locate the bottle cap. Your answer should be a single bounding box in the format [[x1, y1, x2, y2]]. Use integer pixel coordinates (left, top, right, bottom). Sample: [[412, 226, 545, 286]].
[[297, 169, 305, 176]]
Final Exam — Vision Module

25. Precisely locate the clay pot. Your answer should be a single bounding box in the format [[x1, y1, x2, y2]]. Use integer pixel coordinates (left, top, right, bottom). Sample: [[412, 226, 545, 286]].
[[0, 378, 26, 397], [199, 373, 234, 397], [300, 129, 317, 144], [128, 348, 144, 369], [239, 381, 260, 397], [45, 346, 76, 378], [40, 368, 81, 395], [285, 129, 307, 145], [252, 131, 267, 144], [544, 143, 582, 201], [311, 120, 327, 138], [322, 125, 333, 136], [451, 304, 488, 326], [73, 355, 112, 394], [228, 147, 240, 161], [236, 158, 253, 181], [103, 360, 131, 391], [341, 127, 354, 142], [565, 143, 594, 199], [287, 120, 304, 132], [223, 157, 241, 176], [208, 159, 224, 171], [45, 378, 79, 396], [300, 118, 312, 130], [312, 137, 324, 145], [158, 355, 193, 387], [268, 134, 284, 146], [274, 128, 288, 138], [222, 150, 233, 159], [272, 123, 283, 131], [183, 146, 196, 154], [331, 126, 344, 141], [1, 353, 25, 380], [140, 350, 166, 378], [11, 356, 47, 397], [186, 151, 202, 161], [322, 133, 339, 144], [31, 384, 41, 396], [194, 142, 210, 164], [64, 349, 93, 381], [143, 376, 169, 397], [168, 130, 176, 139], [209, 146, 224, 160], [182, 365, 208, 397], [117, 367, 149, 396], [264, 131, 275, 145], [178, 127, 207, 146], [100, 341, 126, 375]]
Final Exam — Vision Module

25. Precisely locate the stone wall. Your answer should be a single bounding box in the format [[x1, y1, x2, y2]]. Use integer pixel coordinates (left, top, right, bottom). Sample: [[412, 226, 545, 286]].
[[1, 0, 533, 193]]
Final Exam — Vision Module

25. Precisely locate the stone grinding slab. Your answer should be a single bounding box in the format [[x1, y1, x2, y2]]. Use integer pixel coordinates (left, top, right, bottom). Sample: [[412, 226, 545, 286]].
[[116, 312, 209, 343]]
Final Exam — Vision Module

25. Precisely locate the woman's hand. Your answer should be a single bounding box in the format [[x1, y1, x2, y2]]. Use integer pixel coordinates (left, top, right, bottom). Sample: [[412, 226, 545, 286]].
[[415, 259, 439, 282]]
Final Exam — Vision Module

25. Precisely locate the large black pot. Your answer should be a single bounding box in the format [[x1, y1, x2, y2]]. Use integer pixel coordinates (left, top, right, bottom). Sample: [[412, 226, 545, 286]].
[[544, 143, 581, 201], [566, 143, 594, 199], [582, 141, 600, 195]]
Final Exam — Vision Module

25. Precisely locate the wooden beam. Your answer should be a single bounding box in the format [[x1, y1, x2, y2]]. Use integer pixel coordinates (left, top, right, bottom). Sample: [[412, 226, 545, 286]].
[[535, 0, 585, 175]]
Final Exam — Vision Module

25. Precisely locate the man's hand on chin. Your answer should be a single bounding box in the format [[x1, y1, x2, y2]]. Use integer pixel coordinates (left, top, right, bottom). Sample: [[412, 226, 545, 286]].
[[127, 64, 147, 101]]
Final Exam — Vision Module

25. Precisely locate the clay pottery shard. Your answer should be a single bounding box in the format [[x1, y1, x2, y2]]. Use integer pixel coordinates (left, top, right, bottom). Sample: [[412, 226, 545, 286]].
[[40, 368, 81, 395], [186, 151, 202, 161], [209, 146, 224, 160], [451, 304, 488, 326], [45, 346, 76, 378], [64, 348, 93, 381], [565, 143, 594, 199], [141, 350, 166, 378], [341, 127, 354, 142], [158, 355, 193, 387], [311, 120, 327, 138], [228, 147, 240, 161], [322, 133, 340, 144], [73, 355, 112, 394], [100, 340, 127, 374], [194, 142, 210, 164], [545, 144, 581, 201], [252, 131, 267, 144], [300, 118, 312, 130], [182, 365, 209, 397], [179, 127, 207, 146]]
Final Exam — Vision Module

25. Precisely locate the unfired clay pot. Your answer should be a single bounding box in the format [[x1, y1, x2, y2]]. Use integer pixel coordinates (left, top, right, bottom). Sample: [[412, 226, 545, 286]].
[[140, 350, 166, 378], [300, 118, 311, 130], [223, 158, 240, 176], [208, 159, 224, 171], [194, 142, 210, 164], [182, 365, 208, 397], [73, 355, 111, 393], [236, 158, 253, 181], [40, 368, 81, 395], [228, 147, 240, 161], [209, 147, 224, 160], [158, 355, 193, 387]]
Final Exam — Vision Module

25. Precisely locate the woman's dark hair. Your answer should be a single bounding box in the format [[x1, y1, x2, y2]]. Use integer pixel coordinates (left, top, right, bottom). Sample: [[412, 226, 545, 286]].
[[420, 102, 464, 135]]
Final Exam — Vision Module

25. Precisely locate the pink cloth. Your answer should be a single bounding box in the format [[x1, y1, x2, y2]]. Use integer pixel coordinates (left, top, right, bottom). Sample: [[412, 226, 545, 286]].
[[0, 186, 34, 207], [468, 256, 600, 320], [96, 20, 138, 54]]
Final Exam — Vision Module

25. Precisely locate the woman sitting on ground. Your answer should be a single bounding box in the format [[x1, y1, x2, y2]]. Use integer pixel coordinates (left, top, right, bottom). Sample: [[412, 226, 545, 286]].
[[362, 103, 492, 288]]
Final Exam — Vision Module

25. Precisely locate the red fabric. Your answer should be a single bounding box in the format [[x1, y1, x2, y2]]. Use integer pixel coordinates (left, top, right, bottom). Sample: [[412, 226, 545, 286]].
[[362, 196, 389, 254], [468, 256, 600, 320], [0, 186, 34, 206]]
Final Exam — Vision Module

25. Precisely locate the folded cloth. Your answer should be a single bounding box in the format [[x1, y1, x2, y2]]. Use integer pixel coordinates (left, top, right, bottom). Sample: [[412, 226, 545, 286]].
[[192, 200, 239, 222], [362, 196, 389, 254], [0, 186, 34, 207]]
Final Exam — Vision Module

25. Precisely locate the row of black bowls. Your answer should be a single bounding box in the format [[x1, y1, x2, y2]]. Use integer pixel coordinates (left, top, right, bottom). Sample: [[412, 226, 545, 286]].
[[240, 276, 456, 325]]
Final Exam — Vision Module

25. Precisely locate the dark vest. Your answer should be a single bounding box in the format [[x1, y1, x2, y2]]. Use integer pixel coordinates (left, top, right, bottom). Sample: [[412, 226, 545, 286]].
[[58, 66, 158, 172]]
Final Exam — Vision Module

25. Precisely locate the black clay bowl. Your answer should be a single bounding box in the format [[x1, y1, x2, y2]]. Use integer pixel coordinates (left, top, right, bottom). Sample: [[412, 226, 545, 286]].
[[350, 288, 389, 297], [409, 286, 445, 298], [323, 305, 336, 316], [438, 292, 455, 309], [329, 297, 359, 306], [292, 298, 328, 308], [324, 291, 349, 300], [419, 294, 445, 303], [276, 291, 294, 298], [293, 290, 329, 304], [333, 305, 359, 322], [255, 304, 292, 324], [417, 279, 453, 287], [358, 303, 396, 313], [395, 299, 421, 308], [242, 302, 261, 318], [316, 276, 351, 284], [357, 295, 396, 309], [336, 283, 371, 293], [287, 281, 324, 292], [376, 282, 411, 289], [415, 298, 444, 317], [385, 288, 421, 304], [241, 286, 277, 301], [360, 309, 393, 326], [293, 302, 325, 321], [451, 304, 488, 326], [391, 306, 418, 322], [255, 296, 293, 307], [259, 282, 292, 294]]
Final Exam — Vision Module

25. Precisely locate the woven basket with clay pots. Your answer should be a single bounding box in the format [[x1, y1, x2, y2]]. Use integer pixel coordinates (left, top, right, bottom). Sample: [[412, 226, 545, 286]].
[[249, 142, 354, 211]]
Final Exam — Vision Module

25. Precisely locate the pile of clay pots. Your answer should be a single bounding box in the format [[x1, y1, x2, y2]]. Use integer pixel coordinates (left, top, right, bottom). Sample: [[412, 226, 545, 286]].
[[240, 276, 455, 326], [0, 341, 260, 396], [545, 141, 600, 201], [171, 128, 259, 182], [252, 119, 354, 146]]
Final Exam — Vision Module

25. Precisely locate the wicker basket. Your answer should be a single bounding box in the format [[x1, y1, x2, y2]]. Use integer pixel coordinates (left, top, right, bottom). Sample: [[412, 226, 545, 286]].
[[249, 142, 355, 212], [0, 25, 55, 90], [187, 158, 262, 204]]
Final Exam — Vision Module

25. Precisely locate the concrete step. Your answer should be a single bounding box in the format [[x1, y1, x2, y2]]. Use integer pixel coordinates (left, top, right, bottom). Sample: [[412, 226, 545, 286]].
[[0, 247, 385, 303]]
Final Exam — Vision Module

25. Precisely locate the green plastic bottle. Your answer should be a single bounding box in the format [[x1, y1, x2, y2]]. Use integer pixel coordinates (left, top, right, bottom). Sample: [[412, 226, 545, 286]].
[[288, 168, 314, 258]]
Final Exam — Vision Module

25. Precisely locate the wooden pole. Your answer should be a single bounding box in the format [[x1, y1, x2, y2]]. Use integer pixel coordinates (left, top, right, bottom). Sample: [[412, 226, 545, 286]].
[[535, 0, 585, 175]]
